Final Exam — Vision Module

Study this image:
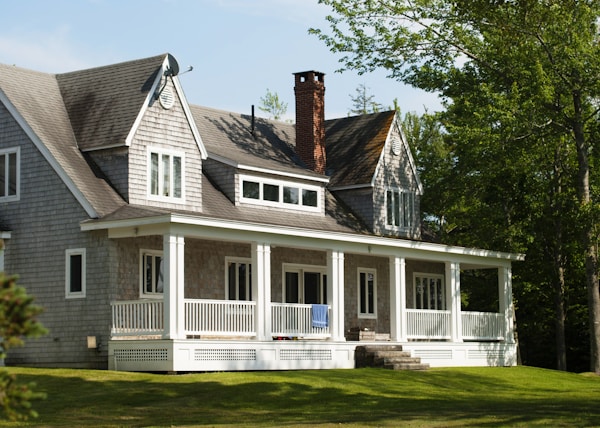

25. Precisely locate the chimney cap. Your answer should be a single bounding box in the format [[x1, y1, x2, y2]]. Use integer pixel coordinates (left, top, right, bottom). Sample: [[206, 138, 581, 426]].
[[293, 70, 325, 83]]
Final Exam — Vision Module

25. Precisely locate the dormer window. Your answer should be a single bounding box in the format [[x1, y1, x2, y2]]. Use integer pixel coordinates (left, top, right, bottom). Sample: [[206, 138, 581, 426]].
[[386, 188, 415, 229], [240, 174, 320, 212], [148, 148, 184, 201]]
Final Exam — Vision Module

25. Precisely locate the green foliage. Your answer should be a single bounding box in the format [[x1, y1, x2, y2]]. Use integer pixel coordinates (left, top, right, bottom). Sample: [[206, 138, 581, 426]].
[[313, 0, 600, 373], [258, 88, 288, 120], [0, 275, 47, 421]]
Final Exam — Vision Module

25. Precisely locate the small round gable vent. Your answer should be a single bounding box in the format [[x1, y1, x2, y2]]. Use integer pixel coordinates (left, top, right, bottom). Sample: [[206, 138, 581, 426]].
[[391, 137, 401, 155], [159, 87, 175, 109]]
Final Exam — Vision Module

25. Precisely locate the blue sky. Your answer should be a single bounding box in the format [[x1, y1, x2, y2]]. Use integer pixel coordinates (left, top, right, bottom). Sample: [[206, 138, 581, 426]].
[[0, 0, 441, 120]]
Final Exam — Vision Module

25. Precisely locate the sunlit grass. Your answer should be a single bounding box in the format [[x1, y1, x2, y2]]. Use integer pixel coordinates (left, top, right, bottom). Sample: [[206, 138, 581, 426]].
[[0, 366, 598, 427]]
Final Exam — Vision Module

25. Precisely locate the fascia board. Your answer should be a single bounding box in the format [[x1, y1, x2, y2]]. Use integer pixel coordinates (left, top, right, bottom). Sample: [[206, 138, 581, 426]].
[[0, 89, 98, 218], [172, 75, 208, 159], [81, 213, 524, 265]]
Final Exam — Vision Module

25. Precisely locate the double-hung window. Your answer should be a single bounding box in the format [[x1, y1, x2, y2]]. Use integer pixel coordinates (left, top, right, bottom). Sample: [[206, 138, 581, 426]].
[[226, 258, 252, 301], [358, 268, 376, 318], [0, 147, 19, 201], [148, 148, 184, 201], [141, 250, 163, 297], [65, 248, 86, 298], [386, 188, 414, 229]]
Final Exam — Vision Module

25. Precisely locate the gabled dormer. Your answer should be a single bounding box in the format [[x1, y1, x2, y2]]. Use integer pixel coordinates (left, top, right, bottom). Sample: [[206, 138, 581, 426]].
[[326, 110, 423, 239], [56, 54, 207, 213]]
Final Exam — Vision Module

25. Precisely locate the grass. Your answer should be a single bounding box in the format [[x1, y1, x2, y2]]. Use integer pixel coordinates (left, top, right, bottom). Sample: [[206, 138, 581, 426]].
[[0, 366, 598, 427]]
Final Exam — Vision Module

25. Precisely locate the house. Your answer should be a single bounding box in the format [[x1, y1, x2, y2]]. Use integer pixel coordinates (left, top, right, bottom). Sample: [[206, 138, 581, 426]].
[[0, 53, 523, 372]]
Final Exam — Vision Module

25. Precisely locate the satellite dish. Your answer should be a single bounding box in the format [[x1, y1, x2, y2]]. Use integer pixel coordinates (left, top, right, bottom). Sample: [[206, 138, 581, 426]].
[[165, 54, 180, 76]]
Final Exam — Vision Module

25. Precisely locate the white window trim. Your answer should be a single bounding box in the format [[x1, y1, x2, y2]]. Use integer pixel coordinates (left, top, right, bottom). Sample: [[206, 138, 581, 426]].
[[239, 174, 321, 212], [357, 268, 377, 319], [0, 147, 20, 202], [225, 257, 252, 301], [146, 147, 185, 202], [386, 187, 415, 230], [65, 248, 86, 299], [139, 249, 164, 299], [282, 263, 327, 304], [413, 273, 446, 310]]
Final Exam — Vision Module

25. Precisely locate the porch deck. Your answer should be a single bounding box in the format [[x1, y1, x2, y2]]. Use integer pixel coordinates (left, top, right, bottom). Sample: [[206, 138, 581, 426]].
[[108, 300, 515, 371]]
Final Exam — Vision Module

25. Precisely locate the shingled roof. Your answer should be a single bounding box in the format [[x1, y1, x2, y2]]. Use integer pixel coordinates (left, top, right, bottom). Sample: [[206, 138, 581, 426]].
[[56, 54, 165, 151], [0, 63, 126, 218], [190, 105, 324, 180], [325, 110, 396, 188]]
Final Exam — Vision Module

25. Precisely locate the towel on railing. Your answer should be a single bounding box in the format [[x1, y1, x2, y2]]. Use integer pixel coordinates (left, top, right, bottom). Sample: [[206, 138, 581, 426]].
[[311, 304, 329, 328]]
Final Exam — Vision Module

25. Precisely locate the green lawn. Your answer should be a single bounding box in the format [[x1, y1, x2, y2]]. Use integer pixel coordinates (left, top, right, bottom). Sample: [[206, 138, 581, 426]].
[[0, 366, 598, 427]]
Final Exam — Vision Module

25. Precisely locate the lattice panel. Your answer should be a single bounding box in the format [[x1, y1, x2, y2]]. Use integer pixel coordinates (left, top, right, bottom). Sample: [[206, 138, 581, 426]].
[[194, 349, 257, 361], [412, 349, 453, 359], [469, 349, 503, 359], [114, 348, 168, 362], [280, 349, 332, 361]]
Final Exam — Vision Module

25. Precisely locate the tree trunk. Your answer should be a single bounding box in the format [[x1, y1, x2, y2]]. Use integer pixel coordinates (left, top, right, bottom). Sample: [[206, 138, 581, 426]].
[[573, 91, 600, 374]]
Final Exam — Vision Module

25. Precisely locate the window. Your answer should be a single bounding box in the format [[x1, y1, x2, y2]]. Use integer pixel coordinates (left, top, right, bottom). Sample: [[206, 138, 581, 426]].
[[386, 188, 414, 229], [414, 274, 445, 310], [239, 174, 321, 212], [283, 265, 327, 304], [0, 147, 19, 201], [66, 249, 86, 298], [358, 268, 377, 318], [226, 258, 252, 301], [148, 148, 183, 200], [141, 251, 163, 296]]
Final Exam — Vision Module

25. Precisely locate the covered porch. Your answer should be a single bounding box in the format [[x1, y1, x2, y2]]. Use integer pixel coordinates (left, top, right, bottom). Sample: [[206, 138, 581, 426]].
[[82, 213, 522, 371]]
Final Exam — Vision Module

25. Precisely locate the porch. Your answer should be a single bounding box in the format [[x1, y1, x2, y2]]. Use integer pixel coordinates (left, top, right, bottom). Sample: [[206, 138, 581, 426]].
[[108, 299, 515, 371]]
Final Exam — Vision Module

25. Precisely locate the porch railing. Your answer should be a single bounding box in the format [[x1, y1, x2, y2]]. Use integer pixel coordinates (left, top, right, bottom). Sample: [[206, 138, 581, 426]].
[[185, 299, 256, 337], [271, 303, 331, 338], [111, 300, 164, 336], [407, 309, 451, 339], [462, 311, 504, 340]]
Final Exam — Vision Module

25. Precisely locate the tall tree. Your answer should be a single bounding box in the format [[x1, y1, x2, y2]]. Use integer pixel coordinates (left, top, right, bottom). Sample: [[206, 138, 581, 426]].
[[349, 83, 384, 115], [258, 88, 288, 120], [312, 0, 600, 373]]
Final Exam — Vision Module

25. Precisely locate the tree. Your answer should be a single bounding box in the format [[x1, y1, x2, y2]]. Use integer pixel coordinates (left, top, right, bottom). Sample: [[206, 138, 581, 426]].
[[312, 0, 600, 373], [349, 83, 384, 115], [258, 89, 288, 120], [0, 274, 47, 420]]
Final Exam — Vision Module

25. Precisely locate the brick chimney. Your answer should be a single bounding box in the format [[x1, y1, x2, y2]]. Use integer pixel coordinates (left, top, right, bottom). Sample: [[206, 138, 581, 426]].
[[294, 71, 326, 174]]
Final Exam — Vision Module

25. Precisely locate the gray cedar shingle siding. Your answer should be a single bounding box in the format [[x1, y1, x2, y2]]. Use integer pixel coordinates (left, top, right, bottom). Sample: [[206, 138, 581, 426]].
[[0, 103, 113, 368]]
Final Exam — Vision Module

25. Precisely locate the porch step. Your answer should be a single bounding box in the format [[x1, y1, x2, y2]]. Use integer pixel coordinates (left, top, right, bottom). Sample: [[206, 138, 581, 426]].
[[355, 345, 429, 371]]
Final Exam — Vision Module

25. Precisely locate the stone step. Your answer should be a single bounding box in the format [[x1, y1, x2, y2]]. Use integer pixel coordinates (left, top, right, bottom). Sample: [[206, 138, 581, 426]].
[[375, 356, 422, 365], [359, 344, 404, 352], [371, 350, 412, 359], [384, 362, 430, 371]]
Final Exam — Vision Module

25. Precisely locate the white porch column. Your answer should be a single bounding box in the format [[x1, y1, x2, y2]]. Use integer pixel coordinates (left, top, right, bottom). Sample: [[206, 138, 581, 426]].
[[252, 242, 271, 341], [390, 256, 407, 342], [327, 250, 345, 341], [163, 233, 185, 340], [499, 265, 515, 343], [445, 261, 462, 342]]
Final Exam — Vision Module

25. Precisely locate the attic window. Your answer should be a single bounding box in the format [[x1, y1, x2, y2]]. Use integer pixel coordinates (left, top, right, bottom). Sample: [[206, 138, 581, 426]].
[[386, 188, 415, 230], [239, 174, 321, 212], [148, 147, 184, 201]]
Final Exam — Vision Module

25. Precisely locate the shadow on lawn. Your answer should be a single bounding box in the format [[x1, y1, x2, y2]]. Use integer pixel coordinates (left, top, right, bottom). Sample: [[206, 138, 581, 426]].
[[9, 368, 600, 427]]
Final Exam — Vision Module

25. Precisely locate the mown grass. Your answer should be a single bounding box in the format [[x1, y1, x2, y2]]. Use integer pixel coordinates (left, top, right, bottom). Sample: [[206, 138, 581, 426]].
[[0, 366, 598, 427]]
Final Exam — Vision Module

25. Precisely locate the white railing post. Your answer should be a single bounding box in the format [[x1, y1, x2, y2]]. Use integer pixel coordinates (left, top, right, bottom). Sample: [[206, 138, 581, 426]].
[[390, 256, 407, 342], [499, 265, 515, 343], [446, 261, 463, 342], [327, 250, 345, 341]]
